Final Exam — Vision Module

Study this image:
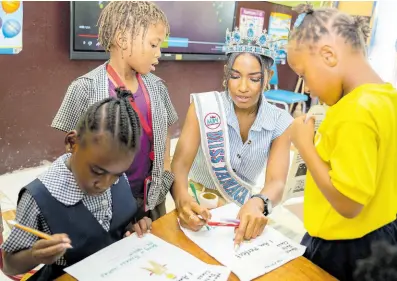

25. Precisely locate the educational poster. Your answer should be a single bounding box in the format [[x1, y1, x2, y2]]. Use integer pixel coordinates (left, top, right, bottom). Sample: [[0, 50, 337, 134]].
[[0, 1, 23, 54], [268, 1, 324, 8], [239, 8, 265, 38], [180, 204, 306, 281], [268, 12, 291, 64]]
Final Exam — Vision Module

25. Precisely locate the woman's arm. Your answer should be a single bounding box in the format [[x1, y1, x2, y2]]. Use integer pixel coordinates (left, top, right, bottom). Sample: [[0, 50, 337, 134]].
[[234, 128, 291, 247], [171, 103, 211, 230], [171, 103, 201, 204], [258, 130, 291, 207]]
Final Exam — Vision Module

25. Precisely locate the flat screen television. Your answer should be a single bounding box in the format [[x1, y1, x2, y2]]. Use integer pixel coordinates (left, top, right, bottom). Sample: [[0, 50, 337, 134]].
[[70, 1, 237, 61]]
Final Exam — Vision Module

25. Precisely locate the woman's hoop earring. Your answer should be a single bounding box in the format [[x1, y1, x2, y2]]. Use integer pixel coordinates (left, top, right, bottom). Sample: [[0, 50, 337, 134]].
[[222, 80, 226, 88]]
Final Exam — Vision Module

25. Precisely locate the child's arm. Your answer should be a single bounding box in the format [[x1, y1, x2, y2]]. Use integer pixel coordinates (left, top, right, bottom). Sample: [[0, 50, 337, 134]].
[[291, 116, 377, 218], [2, 192, 71, 275], [164, 131, 172, 171], [299, 141, 364, 218], [4, 234, 71, 276], [158, 81, 178, 198]]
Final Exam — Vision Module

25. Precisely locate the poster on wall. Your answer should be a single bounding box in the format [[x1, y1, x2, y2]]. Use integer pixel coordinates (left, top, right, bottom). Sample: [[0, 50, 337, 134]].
[[0, 1, 23, 55], [239, 8, 265, 38], [268, 12, 291, 64], [268, 1, 324, 8]]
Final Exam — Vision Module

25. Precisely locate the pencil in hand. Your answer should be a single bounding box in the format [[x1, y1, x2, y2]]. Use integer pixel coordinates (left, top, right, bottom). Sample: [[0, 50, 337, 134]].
[[189, 183, 210, 230], [8, 220, 53, 240]]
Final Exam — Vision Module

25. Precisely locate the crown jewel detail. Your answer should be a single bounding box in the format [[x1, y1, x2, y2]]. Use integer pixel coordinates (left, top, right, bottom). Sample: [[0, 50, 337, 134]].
[[224, 27, 280, 61]]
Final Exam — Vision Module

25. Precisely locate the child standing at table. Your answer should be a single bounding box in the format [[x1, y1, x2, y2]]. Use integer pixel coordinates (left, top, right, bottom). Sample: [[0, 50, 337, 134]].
[[2, 91, 145, 280], [51, 1, 178, 233], [287, 4, 397, 280]]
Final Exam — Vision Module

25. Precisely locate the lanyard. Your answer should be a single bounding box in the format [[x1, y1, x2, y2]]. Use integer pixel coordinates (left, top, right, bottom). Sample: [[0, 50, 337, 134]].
[[106, 64, 154, 161]]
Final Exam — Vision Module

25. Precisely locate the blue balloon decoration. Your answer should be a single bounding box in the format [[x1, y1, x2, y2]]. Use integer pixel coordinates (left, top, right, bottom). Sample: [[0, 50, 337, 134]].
[[0, 17, 2, 30], [2, 19, 21, 39]]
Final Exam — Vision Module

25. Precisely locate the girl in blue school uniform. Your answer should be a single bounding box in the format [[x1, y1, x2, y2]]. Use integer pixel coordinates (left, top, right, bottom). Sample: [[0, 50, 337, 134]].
[[1, 90, 146, 280], [288, 4, 397, 280]]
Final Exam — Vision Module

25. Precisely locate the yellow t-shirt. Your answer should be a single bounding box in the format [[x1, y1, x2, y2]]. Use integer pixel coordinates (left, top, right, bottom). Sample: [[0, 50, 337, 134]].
[[304, 83, 397, 240]]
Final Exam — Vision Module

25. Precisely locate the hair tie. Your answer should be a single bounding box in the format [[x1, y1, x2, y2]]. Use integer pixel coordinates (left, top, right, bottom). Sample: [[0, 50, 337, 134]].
[[294, 13, 307, 29], [115, 87, 133, 100], [292, 3, 314, 29]]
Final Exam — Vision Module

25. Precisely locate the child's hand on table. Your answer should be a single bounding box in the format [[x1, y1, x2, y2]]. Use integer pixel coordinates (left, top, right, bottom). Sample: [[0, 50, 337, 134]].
[[125, 217, 152, 238], [31, 234, 72, 265]]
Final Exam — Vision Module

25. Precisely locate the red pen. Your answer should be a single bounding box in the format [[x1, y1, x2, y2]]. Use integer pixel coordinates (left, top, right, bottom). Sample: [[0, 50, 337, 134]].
[[207, 221, 240, 227]]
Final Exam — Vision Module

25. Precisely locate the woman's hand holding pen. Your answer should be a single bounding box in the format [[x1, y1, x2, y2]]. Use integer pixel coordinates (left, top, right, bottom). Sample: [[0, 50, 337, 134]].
[[31, 234, 72, 265], [176, 193, 211, 231]]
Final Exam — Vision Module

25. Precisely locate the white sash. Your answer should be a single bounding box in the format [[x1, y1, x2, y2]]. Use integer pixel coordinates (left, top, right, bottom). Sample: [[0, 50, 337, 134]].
[[192, 91, 254, 206]]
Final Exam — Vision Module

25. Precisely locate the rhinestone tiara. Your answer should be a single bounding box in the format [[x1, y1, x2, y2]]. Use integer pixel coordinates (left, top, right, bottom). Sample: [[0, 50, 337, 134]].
[[223, 26, 280, 62]]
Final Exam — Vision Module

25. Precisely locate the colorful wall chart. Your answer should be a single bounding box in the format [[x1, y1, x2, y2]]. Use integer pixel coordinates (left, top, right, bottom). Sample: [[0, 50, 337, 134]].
[[268, 12, 291, 64], [0, 1, 23, 54], [239, 8, 265, 39], [268, 1, 324, 8]]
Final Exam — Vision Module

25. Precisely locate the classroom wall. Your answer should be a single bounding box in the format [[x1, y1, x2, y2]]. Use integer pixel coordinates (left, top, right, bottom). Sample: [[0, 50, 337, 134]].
[[0, 1, 299, 174], [337, 1, 374, 16]]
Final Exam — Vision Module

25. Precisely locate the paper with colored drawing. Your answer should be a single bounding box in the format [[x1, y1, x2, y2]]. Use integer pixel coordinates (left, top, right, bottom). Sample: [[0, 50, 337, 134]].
[[180, 204, 306, 281], [64, 234, 230, 281]]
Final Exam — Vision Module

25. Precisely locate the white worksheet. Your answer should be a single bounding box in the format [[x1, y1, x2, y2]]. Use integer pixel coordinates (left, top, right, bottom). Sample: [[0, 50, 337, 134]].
[[64, 234, 230, 281], [180, 204, 306, 281]]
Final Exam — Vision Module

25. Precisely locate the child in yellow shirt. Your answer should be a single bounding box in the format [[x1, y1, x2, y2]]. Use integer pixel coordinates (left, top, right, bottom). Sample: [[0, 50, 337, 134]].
[[287, 4, 397, 280]]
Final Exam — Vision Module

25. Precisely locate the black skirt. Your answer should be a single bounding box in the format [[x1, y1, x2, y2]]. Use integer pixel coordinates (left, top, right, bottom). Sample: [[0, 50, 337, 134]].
[[301, 219, 397, 281]]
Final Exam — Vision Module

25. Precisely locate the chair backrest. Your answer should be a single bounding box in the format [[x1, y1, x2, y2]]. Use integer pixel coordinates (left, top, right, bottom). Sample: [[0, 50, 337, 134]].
[[269, 63, 279, 87]]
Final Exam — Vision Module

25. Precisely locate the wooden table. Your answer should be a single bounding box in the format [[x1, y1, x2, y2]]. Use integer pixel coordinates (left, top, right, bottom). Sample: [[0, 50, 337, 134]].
[[56, 211, 336, 281]]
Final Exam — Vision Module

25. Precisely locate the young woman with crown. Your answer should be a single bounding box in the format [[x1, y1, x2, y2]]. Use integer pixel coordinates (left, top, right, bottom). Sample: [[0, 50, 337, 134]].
[[171, 27, 293, 249]]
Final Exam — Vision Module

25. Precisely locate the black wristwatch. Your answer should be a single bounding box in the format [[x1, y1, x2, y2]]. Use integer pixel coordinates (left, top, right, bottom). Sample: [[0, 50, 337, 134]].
[[250, 194, 273, 216]]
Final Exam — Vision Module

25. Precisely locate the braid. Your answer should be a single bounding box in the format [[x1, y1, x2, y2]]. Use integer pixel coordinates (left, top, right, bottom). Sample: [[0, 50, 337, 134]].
[[290, 3, 370, 52], [123, 98, 141, 148], [76, 90, 142, 151], [78, 98, 112, 137], [107, 97, 117, 136], [115, 88, 141, 149], [98, 1, 170, 52]]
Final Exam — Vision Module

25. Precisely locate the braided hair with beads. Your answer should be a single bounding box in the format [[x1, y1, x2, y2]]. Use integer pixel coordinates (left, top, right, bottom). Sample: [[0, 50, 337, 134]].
[[98, 1, 169, 52], [289, 3, 371, 53], [76, 88, 142, 151]]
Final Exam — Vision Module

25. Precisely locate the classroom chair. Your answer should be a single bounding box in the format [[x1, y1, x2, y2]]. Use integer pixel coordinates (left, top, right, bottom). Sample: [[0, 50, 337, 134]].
[[264, 63, 308, 113]]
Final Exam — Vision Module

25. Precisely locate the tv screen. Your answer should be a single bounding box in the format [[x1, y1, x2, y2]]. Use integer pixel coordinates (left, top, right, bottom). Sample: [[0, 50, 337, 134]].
[[70, 1, 236, 60]]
